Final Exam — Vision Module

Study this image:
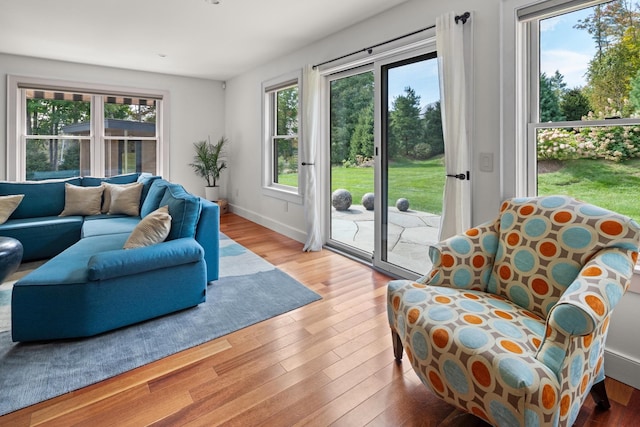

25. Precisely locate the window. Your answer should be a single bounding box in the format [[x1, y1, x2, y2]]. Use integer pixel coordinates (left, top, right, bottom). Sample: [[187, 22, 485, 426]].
[[262, 71, 302, 203], [517, 0, 640, 222], [7, 76, 167, 181]]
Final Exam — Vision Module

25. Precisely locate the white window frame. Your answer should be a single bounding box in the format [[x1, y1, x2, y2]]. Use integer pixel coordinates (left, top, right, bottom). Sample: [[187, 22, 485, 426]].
[[510, 0, 640, 283], [261, 70, 303, 204], [6, 75, 169, 180], [514, 0, 640, 195]]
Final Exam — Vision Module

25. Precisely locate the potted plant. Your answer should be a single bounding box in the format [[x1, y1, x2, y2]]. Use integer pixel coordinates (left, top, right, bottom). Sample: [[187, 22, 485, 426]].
[[190, 136, 228, 201]]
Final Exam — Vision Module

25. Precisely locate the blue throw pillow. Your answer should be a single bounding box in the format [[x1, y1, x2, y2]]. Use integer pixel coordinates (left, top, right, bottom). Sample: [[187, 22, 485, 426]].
[[0, 177, 82, 219], [140, 179, 170, 218], [159, 184, 202, 240], [137, 174, 162, 206]]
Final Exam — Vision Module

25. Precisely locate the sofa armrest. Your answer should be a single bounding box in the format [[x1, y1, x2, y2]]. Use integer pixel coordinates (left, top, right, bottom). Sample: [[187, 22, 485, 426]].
[[88, 238, 204, 281], [418, 218, 500, 291], [536, 247, 638, 375], [195, 198, 220, 282]]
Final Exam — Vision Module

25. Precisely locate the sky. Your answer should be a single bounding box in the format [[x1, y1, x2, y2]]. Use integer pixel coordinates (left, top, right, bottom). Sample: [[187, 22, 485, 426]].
[[388, 58, 440, 111], [539, 7, 595, 89], [386, 5, 597, 111]]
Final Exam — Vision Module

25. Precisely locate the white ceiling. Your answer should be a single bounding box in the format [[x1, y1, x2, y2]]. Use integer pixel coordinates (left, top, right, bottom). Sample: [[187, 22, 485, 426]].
[[0, 0, 408, 81]]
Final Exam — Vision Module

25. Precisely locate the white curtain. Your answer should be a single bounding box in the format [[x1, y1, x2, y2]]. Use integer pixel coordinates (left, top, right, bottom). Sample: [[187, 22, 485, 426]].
[[302, 65, 323, 251], [436, 12, 471, 240]]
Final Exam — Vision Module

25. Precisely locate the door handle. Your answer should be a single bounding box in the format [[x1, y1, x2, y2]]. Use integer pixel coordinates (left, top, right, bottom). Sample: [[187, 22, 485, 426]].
[[446, 171, 470, 180]]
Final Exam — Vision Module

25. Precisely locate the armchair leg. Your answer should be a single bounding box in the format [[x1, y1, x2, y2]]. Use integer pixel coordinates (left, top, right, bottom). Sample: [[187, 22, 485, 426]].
[[391, 329, 403, 362], [590, 379, 611, 410]]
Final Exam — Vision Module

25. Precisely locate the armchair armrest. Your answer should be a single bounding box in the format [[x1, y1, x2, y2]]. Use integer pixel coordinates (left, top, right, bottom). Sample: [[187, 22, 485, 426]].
[[419, 218, 500, 291], [88, 238, 204, 281], [536, 247, 638, 375]]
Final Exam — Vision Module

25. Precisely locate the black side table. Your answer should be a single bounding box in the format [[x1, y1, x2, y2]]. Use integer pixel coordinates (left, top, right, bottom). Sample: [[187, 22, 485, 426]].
[[0, 237, 23, 283]]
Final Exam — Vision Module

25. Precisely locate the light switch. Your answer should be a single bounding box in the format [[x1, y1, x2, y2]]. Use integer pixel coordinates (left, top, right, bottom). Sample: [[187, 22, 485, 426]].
[[480, 152, 493, 172]]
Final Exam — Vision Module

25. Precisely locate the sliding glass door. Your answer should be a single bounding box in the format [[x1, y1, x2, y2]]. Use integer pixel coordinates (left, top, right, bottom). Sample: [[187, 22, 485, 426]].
[[328, 67, 375, 260], [375, 52, 444, 277], [326, 49, 444, 279]]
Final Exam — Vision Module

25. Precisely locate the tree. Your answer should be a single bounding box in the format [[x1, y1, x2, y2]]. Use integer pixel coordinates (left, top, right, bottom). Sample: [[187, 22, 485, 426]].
[[630, 68, 640, 113], [59, 142, 81, 172], [389, 87, 423, 157], [575, 4, 611, 57], [276, 86, 299, 136], [330, 72, 374, 164], [423, 101, 444, 157], [25, 144, 50, 179], [539, 72, 565, 122], [586, 33, 640, 114], [105, 103, 156, 122], [26, 98, 90, 173], [349, 104, 374, 162], [578, 1, 640, 115], [560, 88, 592, 121]]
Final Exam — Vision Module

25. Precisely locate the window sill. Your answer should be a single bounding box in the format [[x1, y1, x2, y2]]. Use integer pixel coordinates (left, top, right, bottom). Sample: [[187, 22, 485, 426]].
[[262, 186, 303, 205]]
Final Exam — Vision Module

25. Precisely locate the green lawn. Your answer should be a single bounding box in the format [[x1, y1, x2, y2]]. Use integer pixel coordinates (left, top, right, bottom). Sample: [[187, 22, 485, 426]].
[[537, 158, 640, 221], [279, 156, 446, 213], [279, 157, 640, 221]]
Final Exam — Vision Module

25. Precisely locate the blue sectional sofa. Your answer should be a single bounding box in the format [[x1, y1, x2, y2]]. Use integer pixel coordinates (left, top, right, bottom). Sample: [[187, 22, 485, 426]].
[[0, 174, 219, 342]]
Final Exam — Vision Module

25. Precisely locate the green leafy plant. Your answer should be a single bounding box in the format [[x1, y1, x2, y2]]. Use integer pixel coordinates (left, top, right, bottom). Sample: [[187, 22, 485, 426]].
[[190, 136, 228, 187]]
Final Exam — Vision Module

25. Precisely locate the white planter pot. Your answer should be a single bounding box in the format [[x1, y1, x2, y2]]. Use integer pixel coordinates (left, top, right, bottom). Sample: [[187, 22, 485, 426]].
[[205, 186, 220, 201]]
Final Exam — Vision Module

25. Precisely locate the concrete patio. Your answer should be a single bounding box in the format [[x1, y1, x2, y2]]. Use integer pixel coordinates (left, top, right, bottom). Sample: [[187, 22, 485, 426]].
[[331, 205, 441, 275]]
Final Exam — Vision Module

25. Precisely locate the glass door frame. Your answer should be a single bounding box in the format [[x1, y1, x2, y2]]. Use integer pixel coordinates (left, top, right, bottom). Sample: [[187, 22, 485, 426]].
[[324, 64, 375, 263], [320, 39, 437, 280], [373, 47, 436, 280]]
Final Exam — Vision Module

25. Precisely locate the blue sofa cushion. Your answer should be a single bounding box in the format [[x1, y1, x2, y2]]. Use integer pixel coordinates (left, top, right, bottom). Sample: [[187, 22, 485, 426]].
[[140, 179, 170, 217], [0, 216, 83, 261], [81, 173, 139, 187], [16, 233, 128, 285], [0, 177, 82, 219], [82, 216, 141, 238], [160, 184, 202, 240], [88, 238, 204, 281]]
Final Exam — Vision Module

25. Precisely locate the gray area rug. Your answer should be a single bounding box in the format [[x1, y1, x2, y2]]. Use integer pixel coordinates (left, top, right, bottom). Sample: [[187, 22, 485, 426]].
[[0, 234, 321, 416]]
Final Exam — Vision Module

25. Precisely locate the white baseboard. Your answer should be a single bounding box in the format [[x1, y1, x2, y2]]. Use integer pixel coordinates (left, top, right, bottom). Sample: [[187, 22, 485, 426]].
[[604, 349, 640, 389], [228, 203, 307, 244]]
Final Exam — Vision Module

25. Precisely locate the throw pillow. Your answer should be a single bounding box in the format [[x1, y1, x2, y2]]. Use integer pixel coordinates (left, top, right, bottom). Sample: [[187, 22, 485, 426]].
[[123, 205, 172, 249], [0, 194, 25, 224], [160, 184, 202, 240], [102, 182, 139, 213], [140, 179, 169, 218], [108, 183, 143, 216], [59, 183, 104, 216]]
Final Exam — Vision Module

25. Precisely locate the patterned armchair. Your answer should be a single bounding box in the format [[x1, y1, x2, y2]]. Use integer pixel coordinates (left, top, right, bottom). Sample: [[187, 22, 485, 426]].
[[387, 196, 640, 427]]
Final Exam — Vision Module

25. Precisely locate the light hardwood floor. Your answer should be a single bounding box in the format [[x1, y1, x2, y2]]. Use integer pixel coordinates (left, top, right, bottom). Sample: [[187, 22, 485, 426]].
[[2, 213, 639, 426]]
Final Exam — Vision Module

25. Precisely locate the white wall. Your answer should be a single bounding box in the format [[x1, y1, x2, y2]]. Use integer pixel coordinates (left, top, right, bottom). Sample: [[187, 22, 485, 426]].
[[0, 53, 226, 196], [224, 0, 503, 241]]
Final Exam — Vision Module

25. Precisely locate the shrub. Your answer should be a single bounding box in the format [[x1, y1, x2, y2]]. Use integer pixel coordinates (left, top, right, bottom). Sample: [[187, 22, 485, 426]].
[[412, 143, 433, 160], [536, 128, 579, 161], [577, 125, 640, 162]]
